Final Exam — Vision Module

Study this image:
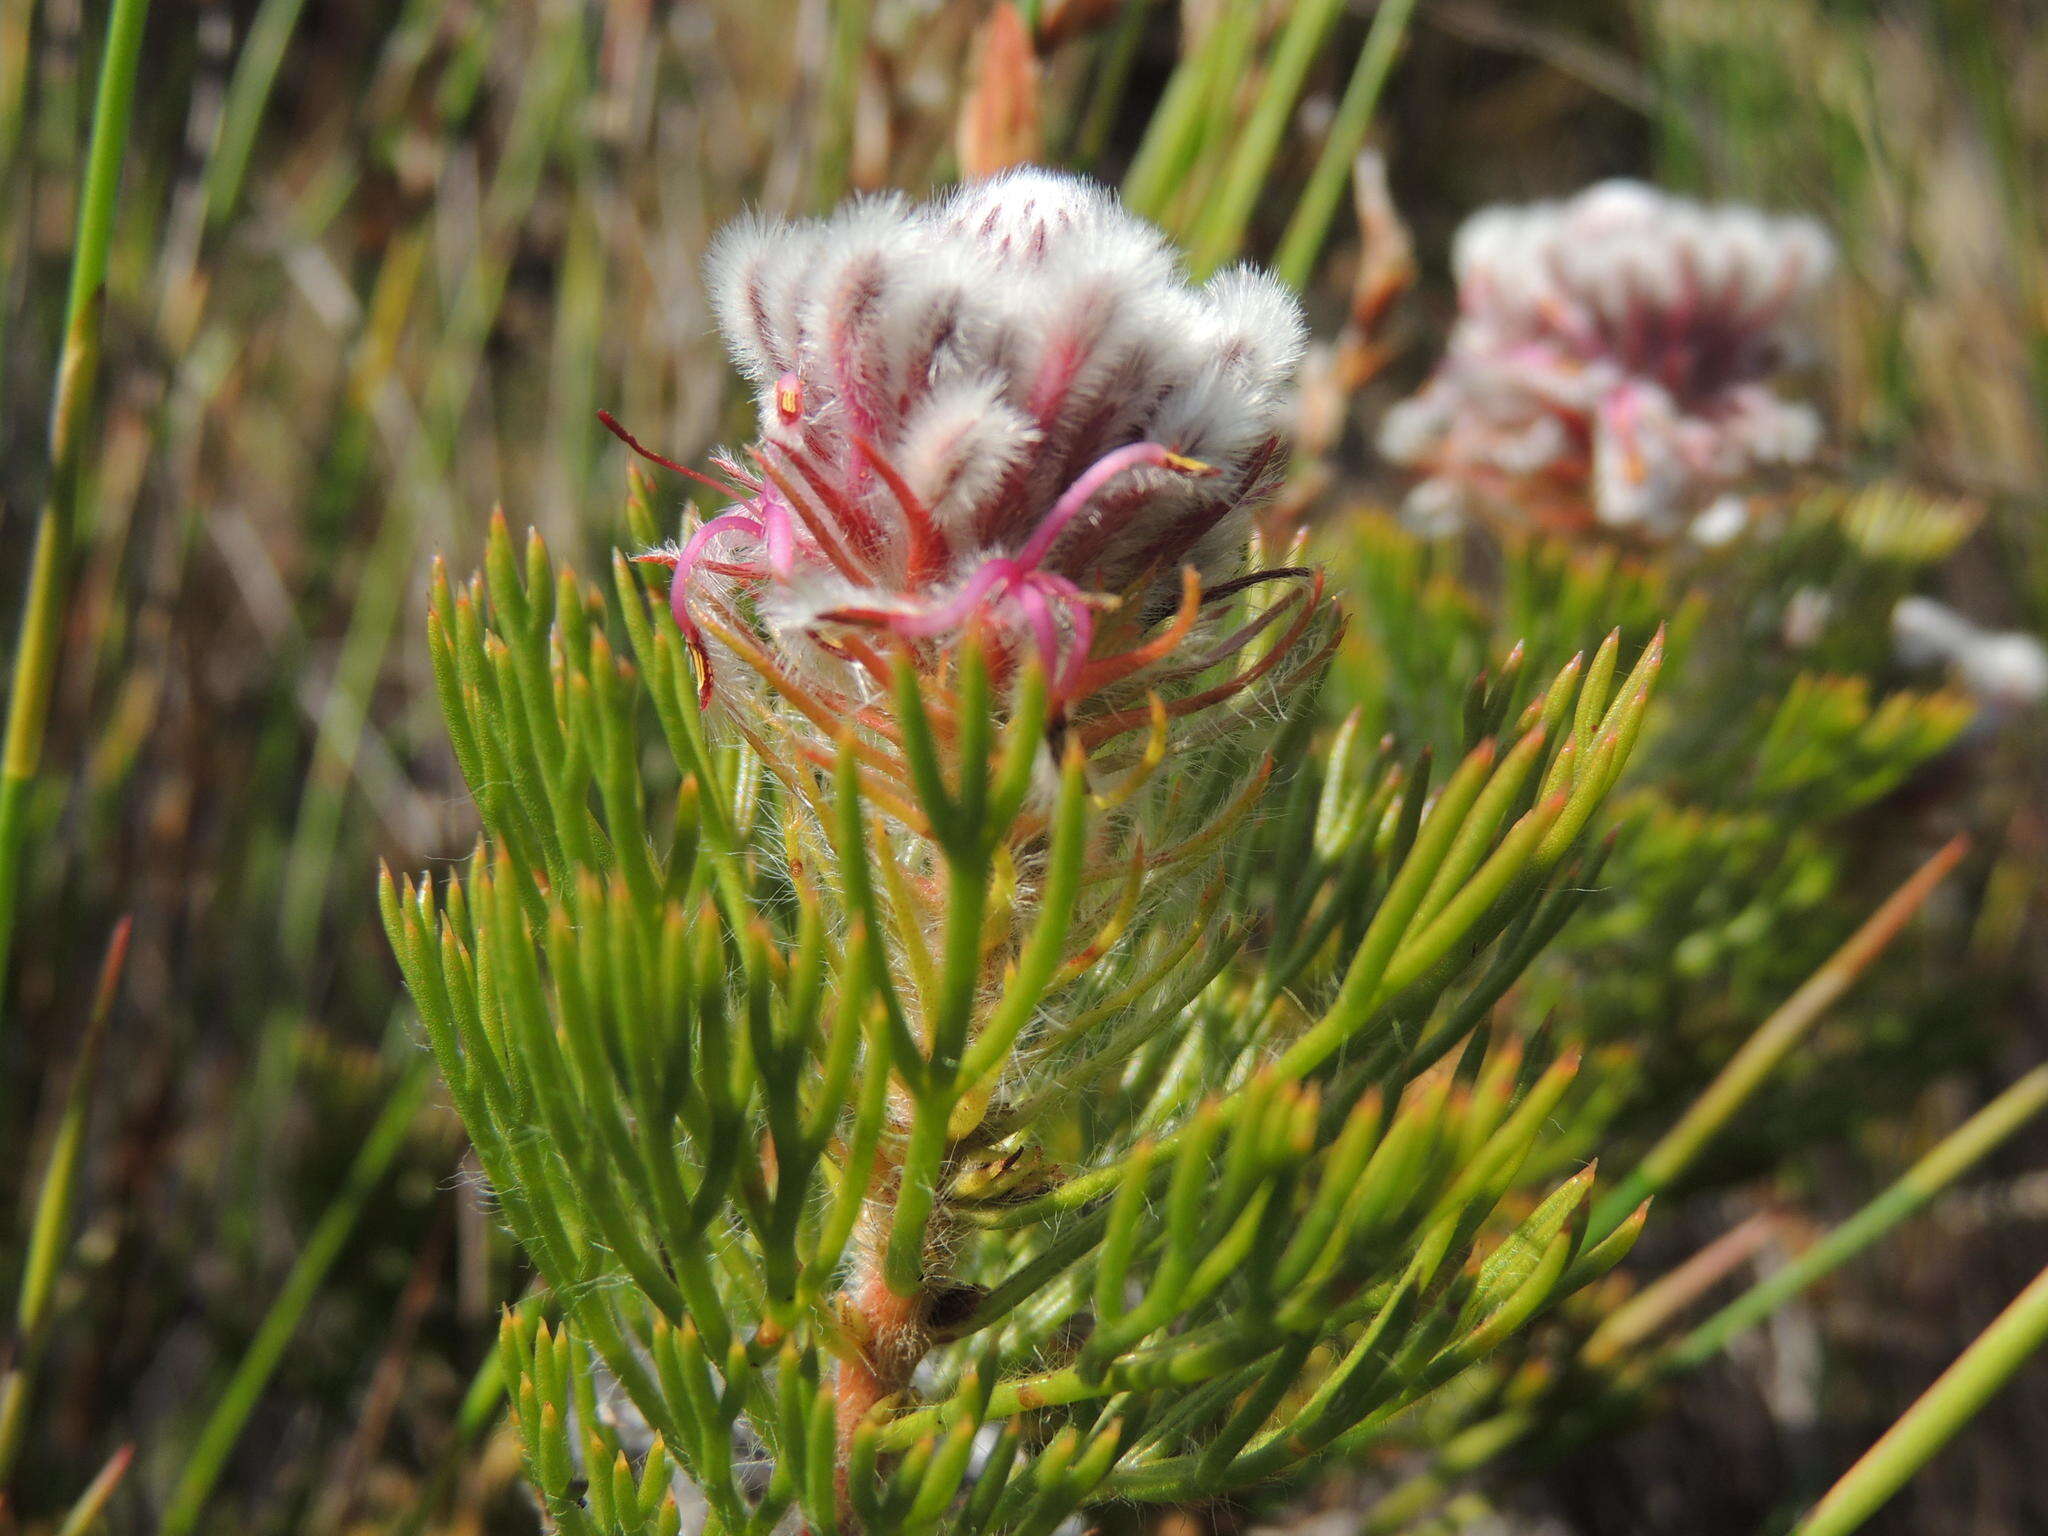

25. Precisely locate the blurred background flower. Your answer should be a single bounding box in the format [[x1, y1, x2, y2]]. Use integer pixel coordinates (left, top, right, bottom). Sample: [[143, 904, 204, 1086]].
[[1378, 180, 1834, 538]]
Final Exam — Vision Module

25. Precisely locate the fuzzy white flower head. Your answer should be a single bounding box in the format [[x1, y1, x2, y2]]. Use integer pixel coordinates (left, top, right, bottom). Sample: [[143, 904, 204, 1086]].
[[1380, 180, 1835, 539], [636, 168, 1318, 721]]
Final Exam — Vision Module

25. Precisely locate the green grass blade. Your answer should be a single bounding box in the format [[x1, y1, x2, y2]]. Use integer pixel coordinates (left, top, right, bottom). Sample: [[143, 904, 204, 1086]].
[[53, 1442, 135, 1536], [203, 0, 314, 228], [1589, 835, 1969, 1243], [1272, 0, 1418, 291], [0, 0, 152, 1034], [1790, 1260, 2048, 1536], [0, 919, 131, 1487], [1186, 0, 1348, 276], [160, 1062, 432, 1536], [1668, 1062, 2048, 1374]]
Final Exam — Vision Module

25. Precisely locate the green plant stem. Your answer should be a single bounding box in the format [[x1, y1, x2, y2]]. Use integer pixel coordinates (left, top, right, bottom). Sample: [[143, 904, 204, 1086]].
[[1667, 1062, 2048, 1372], [814, 0, 865, 205], [203, 0, 315, 228], [276, 6, 579, 960], [1272, 0, 1418, 291], [1588, 835, 1968, 1242], [53, 1442, 135, 1536], [1790, 1260, 2048, 1536], [161, 1062, 431, 1536], [1121, 0, 1256, 224], [0, 0, 151, 1035], [1186, 0, 1347, 276], [0, 919, 131, 1487], [1359, 1069, 2048, 1530], [0, 0, 32, 194], [1579, 1210, 1779, 1367], [1070, 0, 1152, 168]]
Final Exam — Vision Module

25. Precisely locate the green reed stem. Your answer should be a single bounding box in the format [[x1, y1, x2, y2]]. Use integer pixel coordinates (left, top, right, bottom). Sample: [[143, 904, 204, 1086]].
[[0, 0, 32, 191], [276, 6, 580, 961], [0, 0, 151, 1033], [1790, 1259, 2048, 1536], [161, 1062, 431, 1536], [814, 0, 865, 205], [1070, 0, 1152, 168], [1272, 0, 1417, 291], [1588, 835, 1968, 1244], [1667, 1062, 2048, 1373], [1404, 1065, 2048, 1525], [53, 1442, 135, 1536], [204, 0, 316, 228], [1122, 0, 1256, 224], [0, 919, 131, 1487], [1186, 0, 1347, 276]]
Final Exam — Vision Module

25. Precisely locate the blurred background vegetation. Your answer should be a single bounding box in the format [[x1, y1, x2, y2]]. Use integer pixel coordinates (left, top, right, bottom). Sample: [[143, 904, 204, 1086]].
[[2, 0, 2046, 1531]]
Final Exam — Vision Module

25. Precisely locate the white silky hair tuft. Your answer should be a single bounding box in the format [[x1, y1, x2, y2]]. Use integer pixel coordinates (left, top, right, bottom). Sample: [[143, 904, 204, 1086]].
[[894, 377, 1043, 532], [704, 212, 815, 383]]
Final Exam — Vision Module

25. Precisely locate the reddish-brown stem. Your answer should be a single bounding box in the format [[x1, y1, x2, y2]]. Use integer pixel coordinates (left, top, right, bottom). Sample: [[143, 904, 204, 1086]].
[[833, 1233, 935, 1528]]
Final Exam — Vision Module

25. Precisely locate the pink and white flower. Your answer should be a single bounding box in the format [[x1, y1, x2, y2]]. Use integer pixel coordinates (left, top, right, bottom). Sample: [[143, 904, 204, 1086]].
[[1380, 180, 1835, 539], [625, 169, 1320, 725]]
